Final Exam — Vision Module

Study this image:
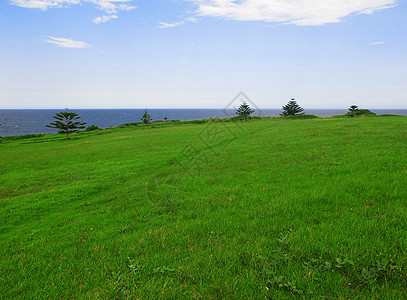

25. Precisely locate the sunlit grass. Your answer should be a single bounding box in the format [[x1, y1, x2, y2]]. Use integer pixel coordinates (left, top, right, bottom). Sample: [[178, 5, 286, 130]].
[[1, 117, 406, 298]]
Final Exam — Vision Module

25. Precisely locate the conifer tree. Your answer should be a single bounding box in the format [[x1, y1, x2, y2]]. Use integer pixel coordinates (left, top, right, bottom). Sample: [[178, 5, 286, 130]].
[[141, 109, 152, 125], [46, 111, 86, 140], [348, 105, 359, 117], [235, 101, 254, 119], [280, 99, 304, 116]]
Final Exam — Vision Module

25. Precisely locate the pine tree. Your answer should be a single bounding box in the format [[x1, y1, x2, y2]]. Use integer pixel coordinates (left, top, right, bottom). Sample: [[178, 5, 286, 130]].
[[141, 109, 152, 125], [280, 99, 304, 116], [235, 101, 254, 119], [348, 105, 359, 117], [46, 111, 86, 140]]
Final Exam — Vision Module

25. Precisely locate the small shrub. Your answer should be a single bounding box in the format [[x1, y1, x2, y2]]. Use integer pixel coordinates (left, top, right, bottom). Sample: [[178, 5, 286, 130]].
[[117, 122, 142, 128], [345, 109, 376, 117], [230, 116, 261, 121], [187, 119, 207, 124], [378, 114, 404, 117], [333, 109, 377, 118], [85, 125, 101, 131], [281, 114, 320, 119], [0, 133, 45, 141]]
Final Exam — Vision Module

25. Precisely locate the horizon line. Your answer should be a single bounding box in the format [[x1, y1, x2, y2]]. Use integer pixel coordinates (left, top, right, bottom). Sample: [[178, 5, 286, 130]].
[[1, 107, 407, 110]]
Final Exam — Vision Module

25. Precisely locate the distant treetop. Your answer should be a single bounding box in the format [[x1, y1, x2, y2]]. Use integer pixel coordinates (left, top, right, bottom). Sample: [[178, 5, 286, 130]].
[[235, 101, 254, 119], [281, 99, 304, 116], [141, 109, 153, 125]]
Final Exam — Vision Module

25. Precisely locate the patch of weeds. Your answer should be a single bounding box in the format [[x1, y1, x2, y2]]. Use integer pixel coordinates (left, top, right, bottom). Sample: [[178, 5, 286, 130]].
[[303, 259, 332, 273], [303, 257, 354, 275], [152, 266, 175, 275], [256, 251, 291, 280], [239, 252, 254, 267], [335, 257, 354, 273], [256, 230, 296, 280], [266, 276, 304, 295], [127, 257, 141, 275], [357, 259, 398, 286], [257, 255, 275, 277], [277, 228, 294, 249], [118, 225, 129, 234], [110, 258, 143, 297]]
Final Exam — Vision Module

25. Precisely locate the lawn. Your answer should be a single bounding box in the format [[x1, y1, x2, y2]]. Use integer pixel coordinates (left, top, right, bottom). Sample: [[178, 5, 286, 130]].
[[1, 116, 406, 298]]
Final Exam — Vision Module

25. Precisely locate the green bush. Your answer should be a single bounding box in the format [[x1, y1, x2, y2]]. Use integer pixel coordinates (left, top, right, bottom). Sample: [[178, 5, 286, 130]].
[[345, 109, 377, 117], [378, 114, 404, 117], [280, 114, 320, 119], [117, 122, 143, 128], [229, 116, 261, 121], [187, 119, 207, 124], [85, 125, 101, 131], [0, 133, 45, 141], [333, 109, 378, 118]]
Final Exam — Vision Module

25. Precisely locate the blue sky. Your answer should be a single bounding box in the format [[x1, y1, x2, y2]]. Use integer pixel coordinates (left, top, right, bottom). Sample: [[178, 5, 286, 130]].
[[0, 0, 406, 109]]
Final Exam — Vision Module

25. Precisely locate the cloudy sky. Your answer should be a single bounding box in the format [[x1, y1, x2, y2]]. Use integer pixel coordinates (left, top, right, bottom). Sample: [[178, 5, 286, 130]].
[[0, 0, 406, 108]]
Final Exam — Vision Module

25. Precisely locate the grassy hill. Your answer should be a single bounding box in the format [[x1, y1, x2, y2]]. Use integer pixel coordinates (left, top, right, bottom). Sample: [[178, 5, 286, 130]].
[[1, 117, 407, 298]]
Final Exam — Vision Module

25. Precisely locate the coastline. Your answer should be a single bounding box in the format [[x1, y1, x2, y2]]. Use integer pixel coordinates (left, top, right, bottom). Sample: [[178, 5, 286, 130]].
[[1, 110, 407, 138]]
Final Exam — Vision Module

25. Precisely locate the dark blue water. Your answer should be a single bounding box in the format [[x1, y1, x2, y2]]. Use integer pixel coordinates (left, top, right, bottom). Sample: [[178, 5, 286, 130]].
[[0, 109, 406, 137]]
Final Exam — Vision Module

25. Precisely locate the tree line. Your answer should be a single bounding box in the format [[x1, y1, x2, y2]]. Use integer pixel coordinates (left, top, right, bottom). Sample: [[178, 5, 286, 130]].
[[46, 100, 363, 140]]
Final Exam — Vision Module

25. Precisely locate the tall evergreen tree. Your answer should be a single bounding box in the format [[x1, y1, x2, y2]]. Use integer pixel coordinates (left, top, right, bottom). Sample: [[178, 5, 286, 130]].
[[141, 109, 153, 125], [46, 111, 86, 140], [348, 105, 359, 117], [280, 99, 304, 116], [235, 101, 254, 119]]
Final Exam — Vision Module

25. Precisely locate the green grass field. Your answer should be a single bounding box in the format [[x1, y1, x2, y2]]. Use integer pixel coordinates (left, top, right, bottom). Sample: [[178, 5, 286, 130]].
[[1, 117, 407, 299]]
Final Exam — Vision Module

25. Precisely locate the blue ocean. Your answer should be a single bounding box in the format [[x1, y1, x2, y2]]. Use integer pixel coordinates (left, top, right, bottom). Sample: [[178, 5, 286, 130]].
[[1, 109, 406, 137]]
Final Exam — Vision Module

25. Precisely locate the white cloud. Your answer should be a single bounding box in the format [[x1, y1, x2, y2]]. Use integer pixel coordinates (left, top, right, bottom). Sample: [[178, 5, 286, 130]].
[[11, 0, 396, 27], [93, 14, 118, 24], [44, 36, 92, 48], [370, 41, 386, 45], [10, 0, 136, 23], [187, 0, 396, 26], [158, 21, 185, 28], [118, 3, 136, 11], [10, 0, 80, 10], [157, 17, 199, 28], [186, 16, 199, 23]]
